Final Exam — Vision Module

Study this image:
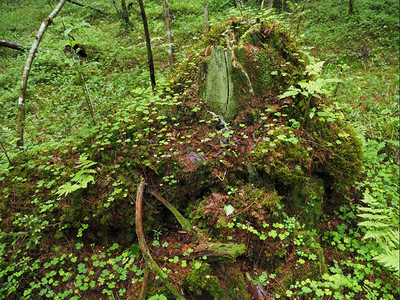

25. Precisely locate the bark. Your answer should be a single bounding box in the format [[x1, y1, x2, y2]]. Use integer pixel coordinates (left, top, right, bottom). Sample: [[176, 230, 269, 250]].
[[0, 39, 28, 51], [135, 180, 184, 300], [204, 0, 209, 32], [121, 0, 130, 24], [268, 0, 273, 9], [138, 0, 156, 91], [17, 0, 67, 148], [66, 0, 108, 14], [162, 0, 175, 70]]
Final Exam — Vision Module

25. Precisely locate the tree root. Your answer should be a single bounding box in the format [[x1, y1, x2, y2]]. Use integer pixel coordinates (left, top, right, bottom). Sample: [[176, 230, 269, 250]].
[[135, 179, 185, 300], [147, 188, 193, 232]]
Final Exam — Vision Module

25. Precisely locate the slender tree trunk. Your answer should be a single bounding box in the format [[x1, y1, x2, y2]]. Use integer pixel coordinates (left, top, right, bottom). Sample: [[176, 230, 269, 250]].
[[268, 0, 273, 9], [17, 0, 67, 148], [162, 0, 174, 71], [204, 0, 209, 32], [138, 0, 156, 91], [348, 0, 354, 15], [121, 0, 130, 24]]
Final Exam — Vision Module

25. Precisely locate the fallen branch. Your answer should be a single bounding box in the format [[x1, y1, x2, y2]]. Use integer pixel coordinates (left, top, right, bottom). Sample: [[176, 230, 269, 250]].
[[0, 39, 28, 51], [0, 141, 12, 165], [135, 179, 184, 300], [66, 0, 108, 14], [147, 188, 193, 232]]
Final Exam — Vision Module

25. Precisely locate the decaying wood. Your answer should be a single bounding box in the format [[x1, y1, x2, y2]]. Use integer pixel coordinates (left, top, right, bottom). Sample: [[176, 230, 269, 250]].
[[188, 242, 246, 263], [66, 0, 108, 14], [17, 0, 67, 148], [135, 179, 184, 300], [0, 39, 28, 51]]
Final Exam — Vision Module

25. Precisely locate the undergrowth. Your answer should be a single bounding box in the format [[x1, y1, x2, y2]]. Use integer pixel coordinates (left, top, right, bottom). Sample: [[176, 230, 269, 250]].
[[0, 0, 398, 298]]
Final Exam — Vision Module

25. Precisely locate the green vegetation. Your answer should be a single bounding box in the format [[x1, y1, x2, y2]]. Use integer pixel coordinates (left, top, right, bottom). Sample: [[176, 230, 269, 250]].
[[0, 0, 398, 298]]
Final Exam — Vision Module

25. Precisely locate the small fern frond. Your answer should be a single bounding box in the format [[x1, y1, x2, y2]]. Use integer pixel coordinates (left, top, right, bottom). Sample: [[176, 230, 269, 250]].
[[374, 250, 400, 275], [358, 220, 390, 228]]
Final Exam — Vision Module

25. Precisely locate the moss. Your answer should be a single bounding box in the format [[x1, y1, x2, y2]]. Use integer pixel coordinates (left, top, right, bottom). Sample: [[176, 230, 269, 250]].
[[222, 264, 250, 299], [310, 118, 363, 195], [252, 137, 311, 186], [288, 176, 325, 229], [185, 262, 229, 299], [298, 230, 328, 275]]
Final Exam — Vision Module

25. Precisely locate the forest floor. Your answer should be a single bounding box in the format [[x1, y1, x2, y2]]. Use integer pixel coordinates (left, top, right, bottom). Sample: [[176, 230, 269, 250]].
[[0, 0, 398, 299]]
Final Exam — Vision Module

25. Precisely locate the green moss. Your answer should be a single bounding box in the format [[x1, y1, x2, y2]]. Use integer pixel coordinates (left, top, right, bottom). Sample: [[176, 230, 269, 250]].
[[185, 262, 229, 299], [252, 137, 310, 185], [298, 230, 328, 275], [289, 176, 325, 229], [310, 118, 363, 195], [223, 264, 250, 299]]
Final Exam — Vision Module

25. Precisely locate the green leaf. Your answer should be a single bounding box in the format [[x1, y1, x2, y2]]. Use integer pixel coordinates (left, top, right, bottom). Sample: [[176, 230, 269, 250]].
[[224, 205, 235, 216]]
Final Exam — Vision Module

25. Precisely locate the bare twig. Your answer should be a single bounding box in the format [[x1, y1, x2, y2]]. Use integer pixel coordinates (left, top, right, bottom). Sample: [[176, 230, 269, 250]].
[[66, 0, 108, 14], [112, 0, 122, 19], [0, 141, 12, 165]]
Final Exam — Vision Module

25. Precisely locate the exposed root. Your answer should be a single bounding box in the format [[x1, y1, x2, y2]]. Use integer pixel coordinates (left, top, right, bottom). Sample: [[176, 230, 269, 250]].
[[135, 179, 184, 300]]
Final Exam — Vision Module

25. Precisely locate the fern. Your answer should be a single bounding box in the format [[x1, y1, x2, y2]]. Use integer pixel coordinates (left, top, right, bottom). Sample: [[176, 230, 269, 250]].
[[56, 154, 97, 197], [358, 190, 399, 275]]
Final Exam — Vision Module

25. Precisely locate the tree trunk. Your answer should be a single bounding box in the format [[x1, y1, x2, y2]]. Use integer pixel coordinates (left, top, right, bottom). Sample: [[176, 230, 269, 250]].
[[138, 0, 156, 91], [17, 0, 67, 148], [162, 0, 175, 71], [349, 0, 355, 15], [0, 39, 28, 51], [268, 0, 273, 9], [121, 0, 130, 24], [204, 0, 209, 32]]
